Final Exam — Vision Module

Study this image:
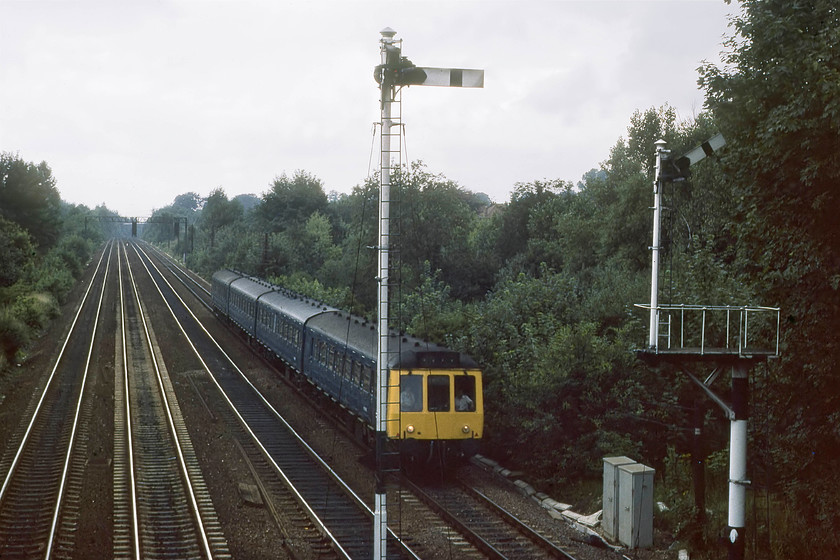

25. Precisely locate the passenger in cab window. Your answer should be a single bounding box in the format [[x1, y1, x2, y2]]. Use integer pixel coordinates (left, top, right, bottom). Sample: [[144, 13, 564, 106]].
[[456, 391, 474, 412], [400, 376, 422, 412]]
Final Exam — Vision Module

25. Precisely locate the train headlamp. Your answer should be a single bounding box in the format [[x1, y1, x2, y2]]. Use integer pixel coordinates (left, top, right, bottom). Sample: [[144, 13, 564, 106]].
[[406, 425, 415, 434], [462, 425, 471, 434]]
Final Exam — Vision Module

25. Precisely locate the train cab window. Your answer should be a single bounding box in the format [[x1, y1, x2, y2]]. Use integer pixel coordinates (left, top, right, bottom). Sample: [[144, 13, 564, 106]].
[[454, 375, 476, 412], [427, 375, 450, 412], [400, 375, 422, 412]]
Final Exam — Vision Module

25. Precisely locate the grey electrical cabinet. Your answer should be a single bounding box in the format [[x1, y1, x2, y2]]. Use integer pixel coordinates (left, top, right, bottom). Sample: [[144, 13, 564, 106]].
[[602, 456, 636, 541], [617, 463, 655, 549]]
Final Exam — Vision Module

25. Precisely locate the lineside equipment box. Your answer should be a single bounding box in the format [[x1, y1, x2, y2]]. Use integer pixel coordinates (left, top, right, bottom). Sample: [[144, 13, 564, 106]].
[[602, 456, 636, 541], [618, 462, 655, 549]]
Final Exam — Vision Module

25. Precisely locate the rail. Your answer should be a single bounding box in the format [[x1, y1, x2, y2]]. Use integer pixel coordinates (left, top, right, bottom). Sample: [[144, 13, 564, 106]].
[[132, 241, 418, 558], [635, 303, 780, 358]]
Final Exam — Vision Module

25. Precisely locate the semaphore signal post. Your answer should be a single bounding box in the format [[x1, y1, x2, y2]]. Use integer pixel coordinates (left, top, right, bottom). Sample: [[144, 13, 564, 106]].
[[635, 138, 780, 560], [373, 27, 483, 560]]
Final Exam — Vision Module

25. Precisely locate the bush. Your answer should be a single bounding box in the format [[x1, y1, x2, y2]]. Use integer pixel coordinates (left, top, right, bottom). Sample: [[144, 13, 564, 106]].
[[12, 292, 59, 330], [0, 217, 35, 288], [55, 234, 92, 279], [29, 253, 75, 304], [0, 307, 30, 363]]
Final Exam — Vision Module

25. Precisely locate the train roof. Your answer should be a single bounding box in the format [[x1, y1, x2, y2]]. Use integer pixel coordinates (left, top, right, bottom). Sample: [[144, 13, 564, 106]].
[[260, 289, 336, 324], [214, 269, 338, 322], [228, 274, 275, 300], [213, 270, 479, 370], [306, 310, 478, 370], [212, 269, 244, 286]]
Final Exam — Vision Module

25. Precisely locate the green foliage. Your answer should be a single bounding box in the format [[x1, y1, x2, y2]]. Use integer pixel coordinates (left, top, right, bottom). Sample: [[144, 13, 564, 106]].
[[494, 179, 564, 264], [0, 308, 29, 363], [0, 217, 35, 288], [56, 234, 92, 279], [267, 272, 352, 311], [392, 162, 494, 300], [200, 188, 243, 248], [458, 265, 661, 486], [26, 240, 91, 304], [11, 292, 60, 331], [0, 290, 59, 366], [397, 262, 468, 344], [0, 153, 62, 249], [255, 170, 328, 232], [191, 224, 262, 277], [173, 192, 202, 212], [0, 155, 104, 371], [699, 0, 840, 552]]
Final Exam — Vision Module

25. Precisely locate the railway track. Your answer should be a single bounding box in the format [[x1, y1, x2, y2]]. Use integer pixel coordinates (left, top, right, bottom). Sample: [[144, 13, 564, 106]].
[[0, 243, 112, 558], [137, 243, 596, 560], [402, 476, 578, 559], [138, 242, 602, 560], [0, 240, 601, 559], [113, 242, 229, 560], [129, 242, 419, 559]]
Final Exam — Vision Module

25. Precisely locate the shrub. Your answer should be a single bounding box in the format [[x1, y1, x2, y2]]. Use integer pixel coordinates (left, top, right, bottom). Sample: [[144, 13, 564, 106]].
[[12, 292, 59, 330], [55, 235, 92, 279], [29, 253, 75, 304], [0, 307, 30, 363]]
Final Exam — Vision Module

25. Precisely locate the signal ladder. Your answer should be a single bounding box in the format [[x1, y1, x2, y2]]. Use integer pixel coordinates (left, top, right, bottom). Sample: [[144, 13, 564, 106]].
[[378, 82, 404, 475]]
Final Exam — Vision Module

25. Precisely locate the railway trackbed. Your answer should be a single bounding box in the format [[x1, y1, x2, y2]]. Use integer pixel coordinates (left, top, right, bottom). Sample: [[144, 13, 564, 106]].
[[140, 241, 610, 560], [113, 242, 230, 560], [0, 244, 112, 558], [131, 242, 418, 559], [0, 239, 612, 559], [400, 475, 578, 559]]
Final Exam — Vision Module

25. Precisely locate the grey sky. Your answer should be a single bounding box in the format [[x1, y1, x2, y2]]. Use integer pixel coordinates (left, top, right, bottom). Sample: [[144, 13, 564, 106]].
[[1, 1, 736, 217]]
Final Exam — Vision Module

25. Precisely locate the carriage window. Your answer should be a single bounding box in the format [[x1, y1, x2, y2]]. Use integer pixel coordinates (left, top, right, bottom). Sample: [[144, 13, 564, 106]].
[[400, 375, 422, 412], [360, 365, 373, 390], [427, 375, 450, 412], [320, 342, 328, 365], [454, 375, 476, 412]]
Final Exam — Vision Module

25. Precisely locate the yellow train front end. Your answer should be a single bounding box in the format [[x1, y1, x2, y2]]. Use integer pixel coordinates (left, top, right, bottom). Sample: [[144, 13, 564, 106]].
[[386, 367, 483, 465]]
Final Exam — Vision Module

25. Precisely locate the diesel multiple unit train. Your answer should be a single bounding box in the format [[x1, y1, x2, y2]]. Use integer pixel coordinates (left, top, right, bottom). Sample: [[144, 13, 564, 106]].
[[211, 269, 483, 464]]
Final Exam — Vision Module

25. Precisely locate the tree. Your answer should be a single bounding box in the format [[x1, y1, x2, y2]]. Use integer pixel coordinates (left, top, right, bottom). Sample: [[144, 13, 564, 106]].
[[0, 153, 62, 249], [255, 170, 328, 232], [199, 188, 243, 248], [0, 217, 35, 288], [172, 192, 202, 213], [232, 193, 260, 215], [494, 179, 562, 265], [393, 162, 488, 299], [699, 0, 840, 554]]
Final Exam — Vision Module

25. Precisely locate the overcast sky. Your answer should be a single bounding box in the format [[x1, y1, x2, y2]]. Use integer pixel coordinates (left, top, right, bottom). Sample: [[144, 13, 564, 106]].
[[1, 0, 736, 217]]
